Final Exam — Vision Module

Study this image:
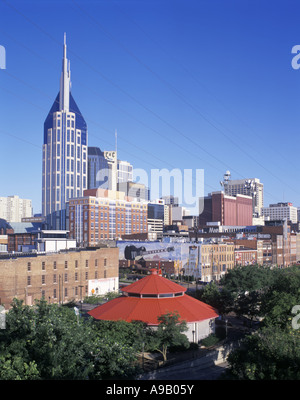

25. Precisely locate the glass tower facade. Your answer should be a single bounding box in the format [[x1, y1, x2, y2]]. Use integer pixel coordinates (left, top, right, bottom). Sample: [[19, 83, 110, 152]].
[[42, 35, 88, 230]]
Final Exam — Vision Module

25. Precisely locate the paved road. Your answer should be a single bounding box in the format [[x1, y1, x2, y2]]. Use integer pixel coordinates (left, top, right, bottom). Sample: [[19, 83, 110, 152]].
[[140, 361, 228, 380], [138, 343, 233, 381]]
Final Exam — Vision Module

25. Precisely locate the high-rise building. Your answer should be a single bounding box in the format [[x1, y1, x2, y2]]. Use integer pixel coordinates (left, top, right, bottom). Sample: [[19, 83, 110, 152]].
[[88, 147, 109, 190], [199, 191, 253, 226], [117, 160, 133, 184], [69, 188, 148, 245], [220, 172, 264, 216], [42, 35, 88, 230], [0, 195, 32, 222], [104, 151, 117, 191]]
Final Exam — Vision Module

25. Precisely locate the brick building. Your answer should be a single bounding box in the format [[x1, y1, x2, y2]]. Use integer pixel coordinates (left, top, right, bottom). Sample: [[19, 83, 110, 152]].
[[69, 189, 148, 246], [199, 191, 253, 227], [0, 246, 118, 309]]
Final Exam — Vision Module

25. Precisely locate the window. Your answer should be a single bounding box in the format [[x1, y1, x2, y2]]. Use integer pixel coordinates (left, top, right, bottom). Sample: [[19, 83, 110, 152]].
[[64, 288, 68, 298], [75, 260, 78, 268], [95, 271, 98, 279], [64, 273, 68, 282], [104, 270, 107, 278], [85, 271, 88, 280], [53, 274, 57, 283], [53, 261, 57, 269], [53, 289, 57, 299], [95, 259, 98, 267], [27, 276, 31, 286], [85, 260, 88, 268], [42, 275, 46, 285], [27, 262, 31, 271], [42, 261, 45, 270], [104, 258, 107, 266], [75, 272, 78, 281]]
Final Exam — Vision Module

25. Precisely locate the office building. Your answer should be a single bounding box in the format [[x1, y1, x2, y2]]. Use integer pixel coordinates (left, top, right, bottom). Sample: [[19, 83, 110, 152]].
[[69, 188, 148, 245], [42, 35, 88, 230], [199, 191, 253, 227], [0, 195, 32, 222], [147, 200, 165, 238], [262, 202, 298, 224], [117, 160, 133, 183], [220, 172, 264, 216], [117, 181, 150, 202], [88, 147, 109, 190], [161, 195, 179, 207]]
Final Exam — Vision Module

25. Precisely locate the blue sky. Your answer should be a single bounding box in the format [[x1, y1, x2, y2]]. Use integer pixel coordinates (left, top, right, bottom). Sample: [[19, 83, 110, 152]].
[[1, 0, 300, 215]]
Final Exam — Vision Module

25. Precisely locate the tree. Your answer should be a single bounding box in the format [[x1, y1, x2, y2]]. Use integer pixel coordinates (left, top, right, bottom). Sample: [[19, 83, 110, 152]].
[[226, 325, 300, 380], [0, 299, 95, 380], [224, 265, 300, 380], [147, 312, 189, 362], [89, 319, 149, 379]]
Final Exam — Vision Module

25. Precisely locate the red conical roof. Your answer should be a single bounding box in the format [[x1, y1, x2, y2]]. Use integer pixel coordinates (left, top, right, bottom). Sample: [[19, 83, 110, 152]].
[[122, 269, 186, 295], [88, 269, 218, 325]]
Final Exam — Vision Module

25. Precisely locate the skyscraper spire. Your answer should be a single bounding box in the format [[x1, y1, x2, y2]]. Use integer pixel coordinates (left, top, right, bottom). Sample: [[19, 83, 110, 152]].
[[59, 32, 71, 112]]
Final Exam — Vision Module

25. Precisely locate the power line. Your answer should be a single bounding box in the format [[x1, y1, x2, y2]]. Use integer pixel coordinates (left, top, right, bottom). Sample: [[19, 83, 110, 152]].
[[0, 0, 292, 204]]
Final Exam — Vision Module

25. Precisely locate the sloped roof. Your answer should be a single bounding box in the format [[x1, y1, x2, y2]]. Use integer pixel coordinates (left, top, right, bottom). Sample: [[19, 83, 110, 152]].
[[122, 270, 186, 295], [88, 270, 218, 325], [88, 295, 218, 325]]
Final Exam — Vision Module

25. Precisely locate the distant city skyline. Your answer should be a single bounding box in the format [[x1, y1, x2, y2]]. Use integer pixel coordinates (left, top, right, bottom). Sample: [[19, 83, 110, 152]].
[[1, 0, 300, 215]]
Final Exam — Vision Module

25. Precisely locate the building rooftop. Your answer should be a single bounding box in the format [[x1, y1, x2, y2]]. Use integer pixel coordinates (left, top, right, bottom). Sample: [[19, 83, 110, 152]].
[[88, 269, 218, 325]]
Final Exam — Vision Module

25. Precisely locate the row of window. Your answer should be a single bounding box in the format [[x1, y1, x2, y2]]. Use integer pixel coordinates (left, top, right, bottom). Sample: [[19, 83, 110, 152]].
[[27, 258, 107, 271], [42, 285, 88, 300], [27, 270, 108, 286]]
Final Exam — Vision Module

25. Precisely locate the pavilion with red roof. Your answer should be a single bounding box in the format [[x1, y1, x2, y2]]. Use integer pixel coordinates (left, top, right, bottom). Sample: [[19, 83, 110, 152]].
[[88, 269, 219, 343]]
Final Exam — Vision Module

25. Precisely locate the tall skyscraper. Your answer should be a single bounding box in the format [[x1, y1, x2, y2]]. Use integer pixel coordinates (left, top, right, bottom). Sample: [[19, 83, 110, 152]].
[[42, 34, 88, 230]]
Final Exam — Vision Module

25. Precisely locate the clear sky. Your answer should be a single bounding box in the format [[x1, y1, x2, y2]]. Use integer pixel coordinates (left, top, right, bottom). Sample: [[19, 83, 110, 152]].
[[1, 0, 300, 215]]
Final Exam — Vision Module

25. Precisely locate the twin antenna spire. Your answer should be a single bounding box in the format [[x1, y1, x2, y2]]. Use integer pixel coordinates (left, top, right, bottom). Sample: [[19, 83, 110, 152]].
[[59, 32, 71, 112]]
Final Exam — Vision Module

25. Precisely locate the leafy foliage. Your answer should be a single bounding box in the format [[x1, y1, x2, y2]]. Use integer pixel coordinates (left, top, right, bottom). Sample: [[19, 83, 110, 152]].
[[225, 265, 300, 380], [147, 311, 189, 362], [0, 299, 140, 380], [227, 326, 300, 380]]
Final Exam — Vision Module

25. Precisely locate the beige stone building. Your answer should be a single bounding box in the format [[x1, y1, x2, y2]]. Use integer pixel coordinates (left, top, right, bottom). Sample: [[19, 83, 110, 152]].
[[0, 246, 118, 309], [197, 242, 235, 282]]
